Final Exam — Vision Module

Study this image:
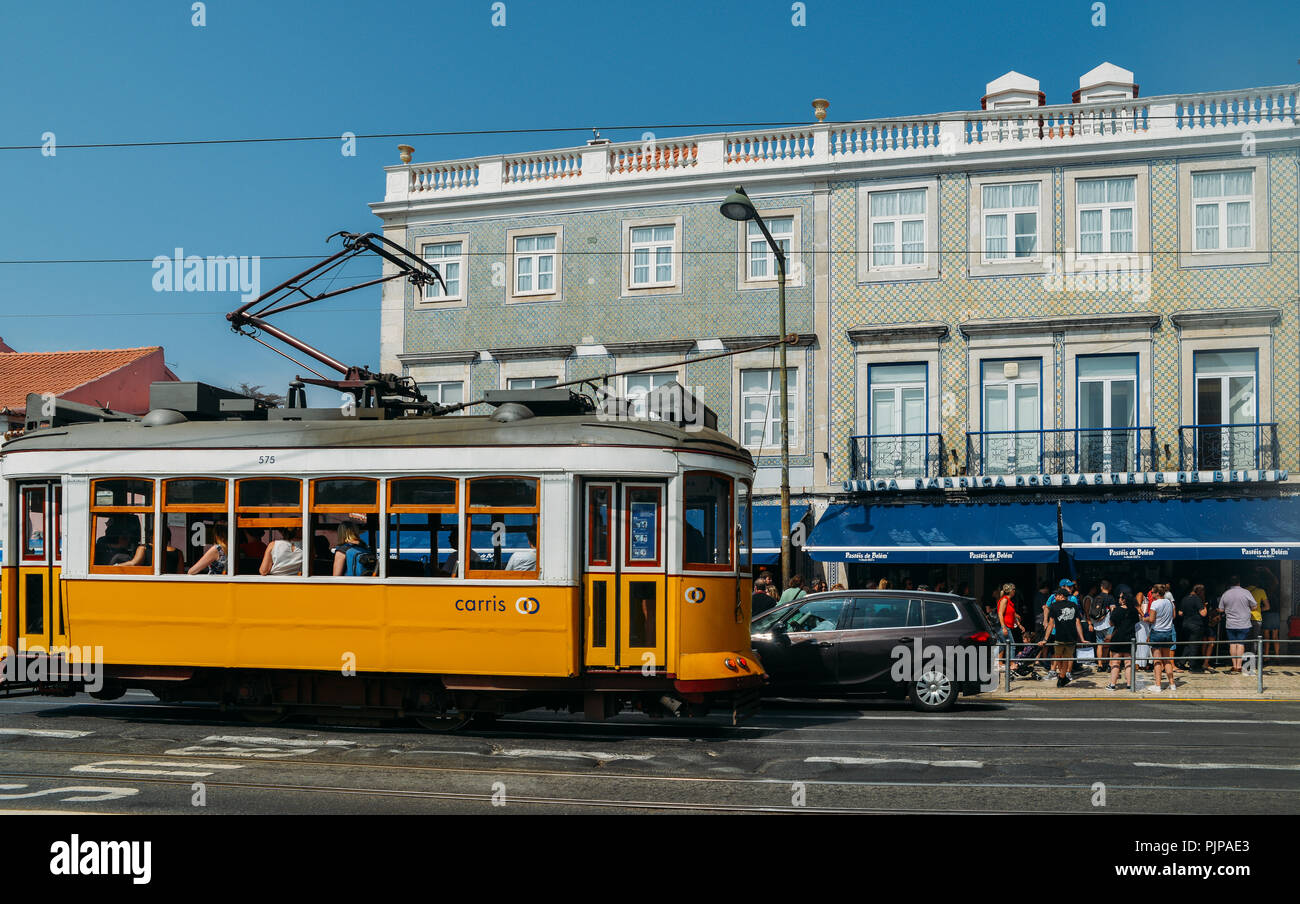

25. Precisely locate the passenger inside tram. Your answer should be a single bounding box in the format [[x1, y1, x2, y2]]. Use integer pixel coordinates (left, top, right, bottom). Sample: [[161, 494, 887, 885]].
[[260, 527, 304, 576], [188, 525, 229, 576], [505, 526, 538, 571]]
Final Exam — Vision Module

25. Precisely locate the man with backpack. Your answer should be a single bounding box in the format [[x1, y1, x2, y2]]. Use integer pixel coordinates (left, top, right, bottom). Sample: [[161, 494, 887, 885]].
[[333, 522, 377, 576]]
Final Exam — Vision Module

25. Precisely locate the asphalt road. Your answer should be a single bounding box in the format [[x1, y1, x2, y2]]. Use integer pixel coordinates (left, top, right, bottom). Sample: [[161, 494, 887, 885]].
[[0, 692, 1296, 814]]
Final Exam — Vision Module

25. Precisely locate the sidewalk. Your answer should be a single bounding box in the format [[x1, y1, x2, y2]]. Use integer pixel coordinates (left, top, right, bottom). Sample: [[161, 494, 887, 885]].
[[980, 661, 1300, 701]]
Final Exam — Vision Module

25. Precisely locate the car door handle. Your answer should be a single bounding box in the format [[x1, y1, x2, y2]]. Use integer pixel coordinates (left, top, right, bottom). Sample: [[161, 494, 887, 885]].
[[815, 641, 834, 647], [897, 637, 915, 644]]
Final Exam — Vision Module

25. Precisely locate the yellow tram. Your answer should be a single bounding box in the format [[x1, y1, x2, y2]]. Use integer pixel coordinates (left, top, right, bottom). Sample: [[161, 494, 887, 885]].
[[0, 384, 765, 728]]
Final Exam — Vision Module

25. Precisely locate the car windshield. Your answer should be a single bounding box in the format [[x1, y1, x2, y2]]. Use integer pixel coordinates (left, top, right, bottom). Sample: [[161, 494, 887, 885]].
[[784, 599, 845, 633], [751, 604, 792, 632]]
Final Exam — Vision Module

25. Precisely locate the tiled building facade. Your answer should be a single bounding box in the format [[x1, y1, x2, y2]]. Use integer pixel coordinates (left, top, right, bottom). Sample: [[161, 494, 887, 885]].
[[373, 64, 1300, 609]]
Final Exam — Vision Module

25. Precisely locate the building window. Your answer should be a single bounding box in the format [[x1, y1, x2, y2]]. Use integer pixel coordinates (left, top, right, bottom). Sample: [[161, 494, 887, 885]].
[[629, 225, 676, 287], [1193, 171, 1253, 251], [868, 363, 927, 477], [626, 372, 677, 418], [420, 381, 464, 411], [983, 183, 1039, 260], [507, 376, 558, 390], [421, 241, 463, 299], [1077, 177, 1135, 255], [869, 189, 926, 268], [1193, 349, 1258, 470], [514, 233, 556, 294], [1077, 355, 1138, 471], [740, 368, 798, 448], [979, 359, 1041, 473], [747, 217, 793, 280]]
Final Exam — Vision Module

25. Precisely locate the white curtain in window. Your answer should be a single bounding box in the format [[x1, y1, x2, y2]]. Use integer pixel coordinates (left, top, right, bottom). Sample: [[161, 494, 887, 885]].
[[872, 222, 895, 265], [985, 215, 1007, 257], [1195, 203, 1219, 249], [1192, 172, 1220, 199], [901, 220, 924, 264], [1109, 208, 1134, 252], [870, 192, 898, 217], [983, 184, 1011, 209], [1078, 179, 1106, 205], [898, 189, 925, 215], [1223, 171, 1252, 196], [1226, 201, 1251, 247], [1012, 183, 1038, 207], [1107, 177, 1135, 203], [1079, 210, 1103, 253]]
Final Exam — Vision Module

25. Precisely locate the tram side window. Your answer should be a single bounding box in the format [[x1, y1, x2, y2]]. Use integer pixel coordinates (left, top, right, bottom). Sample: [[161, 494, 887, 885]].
[[90, 478, 155, 574], [236, 478, 302, 576], [164, 478, 227, 576], [467, 477, 539, 579], [683, 471, 733, 569], [387, 478, 459, 579], [310, 478, 379, 577], [737, 479, 752, 575], [22, 486, 46, 560]]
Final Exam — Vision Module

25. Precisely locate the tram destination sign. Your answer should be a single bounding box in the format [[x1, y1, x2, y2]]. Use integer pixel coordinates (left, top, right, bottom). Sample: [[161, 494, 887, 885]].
[[845, 469, 1289, 494]]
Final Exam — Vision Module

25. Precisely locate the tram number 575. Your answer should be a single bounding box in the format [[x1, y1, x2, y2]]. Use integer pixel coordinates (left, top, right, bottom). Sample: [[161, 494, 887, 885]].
[[257, 454, 277, 465]]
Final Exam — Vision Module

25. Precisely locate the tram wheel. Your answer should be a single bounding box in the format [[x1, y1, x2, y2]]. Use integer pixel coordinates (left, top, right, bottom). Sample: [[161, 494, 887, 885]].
[[241, 709, 289, 724], [415, 712, 472, 732]]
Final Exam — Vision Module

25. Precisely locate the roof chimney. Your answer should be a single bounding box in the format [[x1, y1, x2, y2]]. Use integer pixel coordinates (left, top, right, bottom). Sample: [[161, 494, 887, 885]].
[[982, 71, 1045, 110], [1074, 62, 1138, 103]]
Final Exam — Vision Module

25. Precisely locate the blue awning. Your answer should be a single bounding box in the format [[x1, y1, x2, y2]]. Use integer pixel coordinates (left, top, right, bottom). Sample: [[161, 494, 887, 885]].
[[742, 504, 809, 563], [1062, 498, 1300, 561], [806, 502, 1060, 564]]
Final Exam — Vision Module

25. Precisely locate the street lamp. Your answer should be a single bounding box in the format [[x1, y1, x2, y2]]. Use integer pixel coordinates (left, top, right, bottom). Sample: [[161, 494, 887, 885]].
[[720, 185, 793, 587]]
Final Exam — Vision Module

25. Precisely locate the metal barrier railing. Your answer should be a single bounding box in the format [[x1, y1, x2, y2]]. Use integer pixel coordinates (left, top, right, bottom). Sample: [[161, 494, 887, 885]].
[[994, 634, 1297, 694]]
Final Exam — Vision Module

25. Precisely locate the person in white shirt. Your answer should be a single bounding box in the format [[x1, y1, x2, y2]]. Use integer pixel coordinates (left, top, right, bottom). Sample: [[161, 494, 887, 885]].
[[505, 526, 537, 571], [260, 527, 304, 576]]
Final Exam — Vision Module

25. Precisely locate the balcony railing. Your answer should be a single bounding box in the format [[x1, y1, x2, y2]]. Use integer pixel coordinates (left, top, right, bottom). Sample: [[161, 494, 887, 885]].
[[850, 433, 945, 480], [966, 427, 1157, 476], [384, 84, 1299, 204], [1178, 423, 1279, 471]]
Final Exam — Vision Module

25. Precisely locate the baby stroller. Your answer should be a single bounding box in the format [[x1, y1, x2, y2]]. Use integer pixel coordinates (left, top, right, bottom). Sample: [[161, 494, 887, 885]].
[[1011, 639, 1045, 679]]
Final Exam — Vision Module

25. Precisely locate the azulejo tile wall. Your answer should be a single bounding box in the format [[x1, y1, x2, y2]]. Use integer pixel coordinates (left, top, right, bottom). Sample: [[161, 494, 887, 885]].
[[402, 195, 819, 450], [828, 148, 1299, 484]]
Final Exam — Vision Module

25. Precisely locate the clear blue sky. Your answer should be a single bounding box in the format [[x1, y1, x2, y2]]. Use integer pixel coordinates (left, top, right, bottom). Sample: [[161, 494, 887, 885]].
[[0, 0, 1295, 403]]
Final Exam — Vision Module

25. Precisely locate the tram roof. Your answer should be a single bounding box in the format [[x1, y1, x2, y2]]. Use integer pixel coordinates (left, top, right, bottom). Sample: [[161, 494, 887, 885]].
[[0, 412, 752, 462]]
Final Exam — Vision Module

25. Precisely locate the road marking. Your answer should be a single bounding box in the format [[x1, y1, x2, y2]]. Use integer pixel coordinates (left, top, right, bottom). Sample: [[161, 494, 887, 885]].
[[1134, 761, 1300, 772], [166, 745, 320, 758], [806, 756, 984, 768], [71, 760, 245, 778], [0, 783, 139, 802], [202, 735, 356, 748], [495, 748, 655, 763], [0, 728, 93, 739], [754, 714, 1300, 726]]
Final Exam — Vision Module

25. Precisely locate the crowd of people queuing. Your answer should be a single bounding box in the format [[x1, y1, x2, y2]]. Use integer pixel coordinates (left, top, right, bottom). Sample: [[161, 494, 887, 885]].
[[986, 570, 1286, 692], [750, 565, 1291, 694]]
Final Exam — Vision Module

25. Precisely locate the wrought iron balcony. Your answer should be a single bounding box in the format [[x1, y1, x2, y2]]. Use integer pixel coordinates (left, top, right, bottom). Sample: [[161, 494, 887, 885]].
[[1178, 423, 1279, 471], [850, 433, 945, 479], [965, 427, 1157, 476]]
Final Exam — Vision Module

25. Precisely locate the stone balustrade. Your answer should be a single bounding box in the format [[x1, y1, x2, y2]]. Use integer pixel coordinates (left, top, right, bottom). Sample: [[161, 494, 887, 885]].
[[385, 84, 1299, 203]]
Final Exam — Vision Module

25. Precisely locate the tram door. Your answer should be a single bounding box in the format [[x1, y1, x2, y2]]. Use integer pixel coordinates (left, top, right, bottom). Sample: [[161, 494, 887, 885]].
[[582, 481, 667, 670], [15, 481, 67, 651]]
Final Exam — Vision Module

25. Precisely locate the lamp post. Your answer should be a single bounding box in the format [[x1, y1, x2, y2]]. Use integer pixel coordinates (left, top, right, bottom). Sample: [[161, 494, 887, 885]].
[[720, 185, 792, 586]]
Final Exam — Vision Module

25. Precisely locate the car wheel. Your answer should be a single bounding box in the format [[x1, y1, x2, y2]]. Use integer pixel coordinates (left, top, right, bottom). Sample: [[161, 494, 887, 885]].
[[908, 668, 957, 712]]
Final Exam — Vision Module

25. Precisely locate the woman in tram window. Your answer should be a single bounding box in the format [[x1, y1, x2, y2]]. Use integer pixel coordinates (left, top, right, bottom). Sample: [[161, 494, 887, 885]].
[[333, 521, 376, 577], [260, 527, 304, 576], [188, 525, 229, 576]]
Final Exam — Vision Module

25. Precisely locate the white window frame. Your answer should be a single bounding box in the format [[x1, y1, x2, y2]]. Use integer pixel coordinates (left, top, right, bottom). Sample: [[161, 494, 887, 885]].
[[507, 226, 563, 303], [746, 217, 792, 281], [739, 367, 799, 450], [1192, 171, 1252, 252], [507, 376, 560, 390], [969, 172, 1049, 277], [1076, 176, 1136, 256], [624, 371, 679, 419], [983, 184, 1039, 261], [857, 178, 940, 283], [418, 380, 465, 412], [630, 226, 675, 287], [416, 237, 467, 306], [1177, 157, 1269, 268], [1063, 166, 1151, 271], [621, 215, 683, 296]]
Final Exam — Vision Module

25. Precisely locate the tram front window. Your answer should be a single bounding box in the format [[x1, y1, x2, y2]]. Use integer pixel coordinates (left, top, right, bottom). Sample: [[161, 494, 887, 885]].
[[683, 472, 733, 569], [387, 477, 459, 578]]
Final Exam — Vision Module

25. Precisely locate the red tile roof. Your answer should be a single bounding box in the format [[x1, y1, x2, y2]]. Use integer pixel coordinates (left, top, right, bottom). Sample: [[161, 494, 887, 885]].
[[0, 346, 164, 411]]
